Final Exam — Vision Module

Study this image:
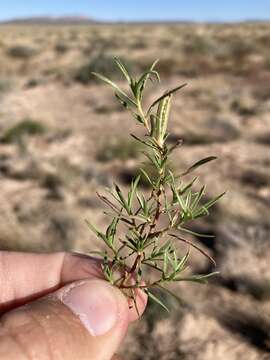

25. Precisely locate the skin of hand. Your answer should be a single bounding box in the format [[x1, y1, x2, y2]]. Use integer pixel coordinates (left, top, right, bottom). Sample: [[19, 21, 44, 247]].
[[0, 251, 147, 360]]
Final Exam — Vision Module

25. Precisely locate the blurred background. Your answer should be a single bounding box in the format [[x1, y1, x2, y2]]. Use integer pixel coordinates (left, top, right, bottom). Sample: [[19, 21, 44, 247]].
[[0, 1, 270, 359]]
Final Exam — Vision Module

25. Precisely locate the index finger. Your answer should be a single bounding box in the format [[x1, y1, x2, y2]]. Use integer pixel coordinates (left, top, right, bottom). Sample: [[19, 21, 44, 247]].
[[0, 251, 102, 312], [0, 251, 147, 320]]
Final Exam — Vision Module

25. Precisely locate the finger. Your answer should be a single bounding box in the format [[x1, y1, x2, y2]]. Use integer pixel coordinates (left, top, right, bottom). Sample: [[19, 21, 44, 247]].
[[0, 279, 130, 360], [0, 251, 102, 312], [0, 251, 147, 321]]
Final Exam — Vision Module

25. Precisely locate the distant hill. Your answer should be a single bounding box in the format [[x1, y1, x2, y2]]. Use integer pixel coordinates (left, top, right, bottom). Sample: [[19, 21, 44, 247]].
[[1, 16, 97, 25], [1, 16, 267, 26]]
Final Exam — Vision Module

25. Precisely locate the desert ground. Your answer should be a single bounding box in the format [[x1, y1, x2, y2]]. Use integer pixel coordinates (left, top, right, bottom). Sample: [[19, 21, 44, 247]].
[[0, 22, 270, 359]]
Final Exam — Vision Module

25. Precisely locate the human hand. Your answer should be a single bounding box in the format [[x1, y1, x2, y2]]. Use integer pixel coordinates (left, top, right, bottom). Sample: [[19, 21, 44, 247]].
[[0, 251, 147, 360]]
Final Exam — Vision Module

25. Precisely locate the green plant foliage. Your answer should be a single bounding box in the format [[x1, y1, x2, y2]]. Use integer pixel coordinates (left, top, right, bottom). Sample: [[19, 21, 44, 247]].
[[1, 119, 46, 143], [7, 45, 38, 59], [96, 138, 141, 162], [86, 58, 225, 313]]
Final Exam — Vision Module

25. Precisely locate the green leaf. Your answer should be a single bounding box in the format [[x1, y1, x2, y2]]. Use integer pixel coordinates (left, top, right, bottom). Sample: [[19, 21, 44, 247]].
[[145, 289, 170, 312], [174, 272, 219, 284], [155, 284, 186, 306], [136, 192, 150, 217], [142, 151, 161, 169], [105, 217, 119, 245], [167, 255, 178, 279], [163, 250, 169, 275], [136, 70, 160, 99], [152, 240, 171, 258], [126, 236, 138, 250], [114, 184, 130, 213], [85, 219, 107, 243], [115, 92, 136, 110], [193, 206, 210, 218], [128, 175, 141, 211], [140, 168, 155, 187], [91, 72, 137, 107], [154, 94, 172, 145], [130, 134, 152, 148], [138, 59, 159, 99], [169, 171, 187, 211], [136, 192, 144, 209], [163, 189, 172, 222], [190, 185, 206, 211], [175, 249, 190, 273], [193, 191, 226, 219], [114, 57, 132, 83], [147, 83, 187, 116], [171, 184, 187, 211], [178, 177, 198, 195], [178, 226, 215, 238], [181, 156, 217, 176], [102, 263, 114, 284], [185, 189, 192, 209], [203, 191, 226, 210]]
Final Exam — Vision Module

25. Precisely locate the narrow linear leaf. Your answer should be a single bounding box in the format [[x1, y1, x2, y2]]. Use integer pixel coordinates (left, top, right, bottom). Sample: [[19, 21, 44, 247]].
[[139, 59, 160, 98], [155, 284, 186, 306], [96, 192, 122, 213], [114, 184, 129, 212], [145, 289, 170, 312], [92, 72, 137, 107], [114, 57, 132, 83], [190, 185, 206, 211], [140, 168, 155, 187], [147, 83, 187, 116], [128, 175, 141, 210], [85, 219, 108, 244], [85, 219, 101, 237], [203, 191, 226, 210], [178, 177, 198, 196], [137, 70, 160, 91], [181, 156, 217, 176], [175, 248, 190, 272], [130, 134, 152, 148], [178, 226, 215, 238], [163, 250, 168, 274], [174, 271, 219, 283], [131, 288, 140, 317], [115, 92, 137, 110]]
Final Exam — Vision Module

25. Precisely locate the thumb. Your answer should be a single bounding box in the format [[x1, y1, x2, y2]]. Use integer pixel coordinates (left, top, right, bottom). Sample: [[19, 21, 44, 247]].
[[0, 279, 136, 360]]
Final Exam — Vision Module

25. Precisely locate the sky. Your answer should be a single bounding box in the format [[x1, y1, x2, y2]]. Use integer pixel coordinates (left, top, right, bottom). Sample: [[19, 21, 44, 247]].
[[0, 0, 270, 22]]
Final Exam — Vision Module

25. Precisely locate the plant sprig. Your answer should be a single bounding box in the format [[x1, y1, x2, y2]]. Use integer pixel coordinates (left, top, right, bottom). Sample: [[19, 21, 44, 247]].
[[86, 57, 225, 312]]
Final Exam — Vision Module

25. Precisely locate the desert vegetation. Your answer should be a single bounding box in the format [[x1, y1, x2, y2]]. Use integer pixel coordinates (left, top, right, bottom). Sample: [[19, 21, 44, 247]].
[[0, 22, 269, 359]]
